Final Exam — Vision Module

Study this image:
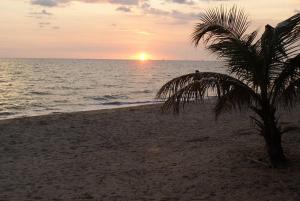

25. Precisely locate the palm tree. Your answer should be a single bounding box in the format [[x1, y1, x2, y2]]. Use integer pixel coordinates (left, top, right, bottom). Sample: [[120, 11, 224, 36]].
[[156, 6, 300, 168]]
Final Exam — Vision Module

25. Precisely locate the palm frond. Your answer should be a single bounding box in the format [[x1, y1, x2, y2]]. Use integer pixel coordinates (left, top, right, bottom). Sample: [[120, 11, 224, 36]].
[[214, 83, 256, 118], [262, 13, 300, 66], [192, 5, 250, 47], [190, 6, 267, 88], [281, 78, 300, 107], [243, 30, 259, 46], [156, 72, 259, 114], [250, 115, 264, 133], [207, 34, 262, 86], [156, 73, 199, 100], [271, 54, 300, 105], [275, 13, 300, 59]]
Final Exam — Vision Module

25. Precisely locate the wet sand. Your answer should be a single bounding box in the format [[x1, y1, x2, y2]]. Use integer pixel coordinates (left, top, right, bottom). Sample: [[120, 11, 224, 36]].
[[1, 101, 300, 201]]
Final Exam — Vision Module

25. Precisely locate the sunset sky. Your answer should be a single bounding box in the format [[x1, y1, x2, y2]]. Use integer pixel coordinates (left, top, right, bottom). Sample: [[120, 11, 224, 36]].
[[1, 0, 299, 60]]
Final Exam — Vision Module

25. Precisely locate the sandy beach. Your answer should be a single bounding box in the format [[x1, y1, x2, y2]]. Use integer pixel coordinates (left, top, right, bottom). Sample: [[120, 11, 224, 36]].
[[1, 101, 300, 201]]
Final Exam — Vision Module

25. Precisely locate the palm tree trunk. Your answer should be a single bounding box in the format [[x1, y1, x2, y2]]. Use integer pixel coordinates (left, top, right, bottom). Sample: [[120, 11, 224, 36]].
[[262, 108, 287, 167], [263, 125, 286, 167]]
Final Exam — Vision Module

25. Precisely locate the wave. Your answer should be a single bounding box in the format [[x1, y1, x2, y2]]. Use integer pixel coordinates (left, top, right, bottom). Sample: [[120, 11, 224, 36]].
[[0, 112, 17, 116], [86, 95, 129, 101], [130, 90, 152, 94], [5, 105, 27, 110], [103, 84, 118, 88], [53, 100, 69, 103], [28, 91, 52, 95], [101, 100, 161, 106]]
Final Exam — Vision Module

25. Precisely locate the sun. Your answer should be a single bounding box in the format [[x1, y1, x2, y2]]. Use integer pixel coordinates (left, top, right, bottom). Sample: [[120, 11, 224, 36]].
[[138, 52, 150, 61], [139, 53, 146, 61]]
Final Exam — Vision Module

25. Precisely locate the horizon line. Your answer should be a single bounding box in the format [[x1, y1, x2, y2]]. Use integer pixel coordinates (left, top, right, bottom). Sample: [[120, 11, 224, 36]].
[[0, 57, 218, 62]]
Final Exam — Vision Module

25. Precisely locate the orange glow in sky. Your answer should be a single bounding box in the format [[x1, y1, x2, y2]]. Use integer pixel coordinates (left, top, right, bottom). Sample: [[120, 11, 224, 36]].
[[0, 0, 299, 60]]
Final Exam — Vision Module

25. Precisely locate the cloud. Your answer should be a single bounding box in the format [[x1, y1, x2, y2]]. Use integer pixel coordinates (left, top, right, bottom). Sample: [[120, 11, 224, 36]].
[[39, 22, 51, 25], [171, 10, 199, 21], [27, 8, 59, 29], [141, 3, 199, 22], [29, 0, 200, 23], [31, 0, 60, 7], [116, 6, 131, 12], [37, 22, 60, 30], [109, 0, 138, 5], [41, 9, 53, 15], [295, 9, 300, 13], [169, 0, 195, 5], [39, 22, 51, 28], [30, 0, 232, 8], [29, 9, 53, 16], [28, 9, 53, 19], [30, 0, 139, 7], [141, 3, 169, 15]]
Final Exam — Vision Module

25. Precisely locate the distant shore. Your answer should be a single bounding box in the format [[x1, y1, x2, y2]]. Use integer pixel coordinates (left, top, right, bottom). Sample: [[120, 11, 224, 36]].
[[1, 102, 300, 200]]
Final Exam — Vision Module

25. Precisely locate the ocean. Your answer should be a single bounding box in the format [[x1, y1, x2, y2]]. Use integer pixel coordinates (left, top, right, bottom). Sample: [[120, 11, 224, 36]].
[[0, 59, 224, 119]]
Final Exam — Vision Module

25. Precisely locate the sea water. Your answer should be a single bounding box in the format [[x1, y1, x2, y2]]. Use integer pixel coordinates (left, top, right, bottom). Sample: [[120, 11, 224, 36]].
[[0, 59, 224, 119]]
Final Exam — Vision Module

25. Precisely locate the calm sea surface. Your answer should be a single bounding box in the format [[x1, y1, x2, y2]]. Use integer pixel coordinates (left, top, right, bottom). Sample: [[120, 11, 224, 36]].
[[0, 59, 224, 119]]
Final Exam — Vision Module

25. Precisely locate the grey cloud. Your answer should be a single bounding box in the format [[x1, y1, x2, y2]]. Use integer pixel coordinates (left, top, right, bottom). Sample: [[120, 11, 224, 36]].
[[109, 0, 138, 5], [42, 9, 53, 15], [141, 3, 169, 15], [41, 9, 53, 15], [141, 3, 199, 22], [169, 0, 195, 5], [30, 0, 231, 8], [30, 0, 138, 6], [116, 6, 131, 12], [31, 0, 60, 7]]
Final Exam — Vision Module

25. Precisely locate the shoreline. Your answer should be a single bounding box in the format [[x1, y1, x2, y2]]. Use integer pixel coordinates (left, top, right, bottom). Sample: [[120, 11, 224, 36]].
[[1, 102, 300, 200], [0, 102, 161, 122], [0, 97, 219, 122]]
